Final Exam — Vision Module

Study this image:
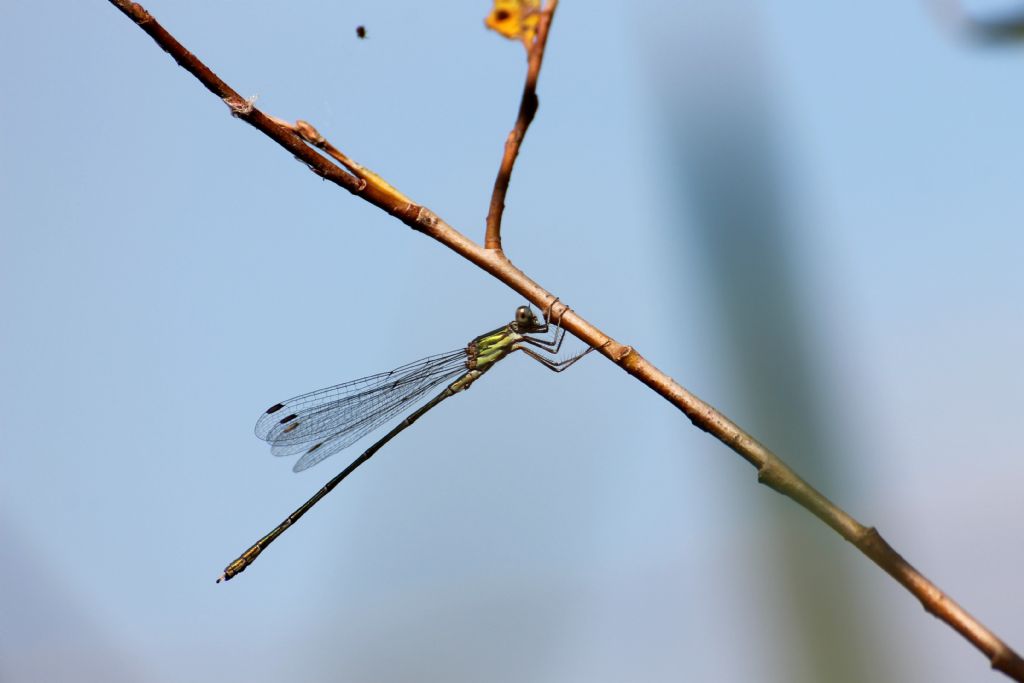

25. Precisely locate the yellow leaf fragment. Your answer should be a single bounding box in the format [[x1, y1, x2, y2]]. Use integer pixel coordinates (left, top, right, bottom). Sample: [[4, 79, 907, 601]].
[[485, 0, 542, 48]]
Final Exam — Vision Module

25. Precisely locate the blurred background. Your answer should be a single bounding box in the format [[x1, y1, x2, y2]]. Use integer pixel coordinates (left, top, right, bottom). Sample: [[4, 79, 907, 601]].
[[2, 1, 1022, 681]]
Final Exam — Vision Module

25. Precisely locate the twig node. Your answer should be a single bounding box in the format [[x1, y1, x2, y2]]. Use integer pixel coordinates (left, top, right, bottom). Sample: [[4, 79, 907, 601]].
[[224, 94, 258, 117]]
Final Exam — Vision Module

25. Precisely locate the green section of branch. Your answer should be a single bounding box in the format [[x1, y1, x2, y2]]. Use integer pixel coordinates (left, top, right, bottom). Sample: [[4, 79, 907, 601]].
[[105, 1, 1024, 679]]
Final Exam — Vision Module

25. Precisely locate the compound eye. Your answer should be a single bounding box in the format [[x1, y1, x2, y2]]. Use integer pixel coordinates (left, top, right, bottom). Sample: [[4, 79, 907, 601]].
[[515, 305, 532, 325]]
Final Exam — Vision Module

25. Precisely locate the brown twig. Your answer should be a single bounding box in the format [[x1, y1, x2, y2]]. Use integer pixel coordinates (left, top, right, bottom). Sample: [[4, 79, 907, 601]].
[[484, 0, 558, 252], [105, 1, 1024, 679]]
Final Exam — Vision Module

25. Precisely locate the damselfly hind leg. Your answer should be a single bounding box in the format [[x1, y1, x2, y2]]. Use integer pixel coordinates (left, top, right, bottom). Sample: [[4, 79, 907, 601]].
[[519, 345, 594, 373]]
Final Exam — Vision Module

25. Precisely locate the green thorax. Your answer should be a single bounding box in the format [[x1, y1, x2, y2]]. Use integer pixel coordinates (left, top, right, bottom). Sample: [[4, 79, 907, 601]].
[[465, 324, 521, 372]]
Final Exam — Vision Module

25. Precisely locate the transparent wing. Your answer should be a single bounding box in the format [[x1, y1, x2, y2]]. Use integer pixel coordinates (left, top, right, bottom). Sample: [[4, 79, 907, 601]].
[[255, 349, 467, 472], [289, 360, 464, 473]]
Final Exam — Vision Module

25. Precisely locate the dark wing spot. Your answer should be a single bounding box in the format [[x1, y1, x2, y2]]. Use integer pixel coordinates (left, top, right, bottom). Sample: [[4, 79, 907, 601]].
[[306, 442, 322, 454], [266, 403, 285, 414], [279, 413, 298, 424], [356, 25, 366, 38], [283, 422, 299, 433]]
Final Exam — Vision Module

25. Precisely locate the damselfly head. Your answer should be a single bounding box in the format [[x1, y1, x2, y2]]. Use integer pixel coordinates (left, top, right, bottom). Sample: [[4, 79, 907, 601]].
[[514, 305, 543, 332]]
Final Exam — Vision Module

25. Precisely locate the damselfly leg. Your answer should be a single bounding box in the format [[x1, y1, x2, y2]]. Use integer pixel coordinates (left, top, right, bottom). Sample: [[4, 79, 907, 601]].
[[517, 300, 593, 371]]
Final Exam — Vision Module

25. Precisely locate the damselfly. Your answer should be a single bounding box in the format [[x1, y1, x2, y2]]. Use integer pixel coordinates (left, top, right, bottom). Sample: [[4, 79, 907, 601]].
[[218, 304, 591, 582]]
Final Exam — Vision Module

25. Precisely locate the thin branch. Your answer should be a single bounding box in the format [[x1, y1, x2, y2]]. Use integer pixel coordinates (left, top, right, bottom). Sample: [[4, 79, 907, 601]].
[[106, 1, 1024, 679], [484, 0, 558, 252]]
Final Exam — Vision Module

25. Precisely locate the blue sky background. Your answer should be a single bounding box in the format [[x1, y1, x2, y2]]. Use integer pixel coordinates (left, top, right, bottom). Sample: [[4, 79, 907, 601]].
[[1, 1, 1022, 681]]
